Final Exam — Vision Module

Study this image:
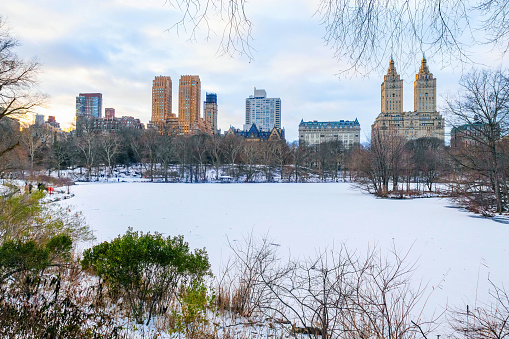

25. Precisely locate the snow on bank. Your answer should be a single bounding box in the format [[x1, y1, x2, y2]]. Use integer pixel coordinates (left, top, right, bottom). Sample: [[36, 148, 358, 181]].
[[60, 182, 509, 324]]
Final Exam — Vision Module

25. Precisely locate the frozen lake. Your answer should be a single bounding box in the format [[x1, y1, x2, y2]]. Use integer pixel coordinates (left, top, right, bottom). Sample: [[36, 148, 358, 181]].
[[62, 182, 509, 320]]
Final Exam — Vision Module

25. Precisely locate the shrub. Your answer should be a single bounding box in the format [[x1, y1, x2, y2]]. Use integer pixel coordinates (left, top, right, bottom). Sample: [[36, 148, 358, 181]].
[[0, 190, 93, 244], [82, 228, 211, 325], [0, 233, 71, 284]]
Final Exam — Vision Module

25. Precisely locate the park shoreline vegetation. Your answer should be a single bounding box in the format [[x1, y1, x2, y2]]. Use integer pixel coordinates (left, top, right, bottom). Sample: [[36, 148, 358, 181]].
[[1, 188, 508, 338]]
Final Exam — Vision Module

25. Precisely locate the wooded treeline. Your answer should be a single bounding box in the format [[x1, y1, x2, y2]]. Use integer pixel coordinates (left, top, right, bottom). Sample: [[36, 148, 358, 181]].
[[2, 118, 509, 215], [1, 124, 352, 183]]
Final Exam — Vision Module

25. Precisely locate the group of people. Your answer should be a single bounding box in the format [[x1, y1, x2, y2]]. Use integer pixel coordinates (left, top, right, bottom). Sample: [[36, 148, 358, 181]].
[[24, 182, 47, 193]]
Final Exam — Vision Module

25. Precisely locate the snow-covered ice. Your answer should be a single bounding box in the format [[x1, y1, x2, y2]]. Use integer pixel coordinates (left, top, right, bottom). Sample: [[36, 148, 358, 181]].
[[60, 182, 509, 323]]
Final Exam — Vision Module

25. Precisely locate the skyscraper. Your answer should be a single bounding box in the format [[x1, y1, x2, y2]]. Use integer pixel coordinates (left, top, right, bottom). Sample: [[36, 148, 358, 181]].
[[371, 58, 444, 141], [245, 88, 281, 132], [413, 57, 436, 113], [178, 75, 201, 134], [381, 58, 403, 114], [204, 93, 218, 135], [76, 93, 102, 118], [151, 76, 173, 124]]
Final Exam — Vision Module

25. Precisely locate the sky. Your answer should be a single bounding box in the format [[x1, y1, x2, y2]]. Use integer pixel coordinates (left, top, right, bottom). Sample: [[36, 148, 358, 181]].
[[4, 0, 509, 142]]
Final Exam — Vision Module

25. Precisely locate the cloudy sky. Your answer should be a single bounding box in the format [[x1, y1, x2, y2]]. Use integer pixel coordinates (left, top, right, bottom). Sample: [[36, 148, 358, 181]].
[[4, 0, 509, 142]]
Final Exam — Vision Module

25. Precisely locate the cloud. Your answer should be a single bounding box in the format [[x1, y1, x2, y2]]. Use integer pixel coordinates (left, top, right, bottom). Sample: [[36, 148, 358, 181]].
[[3, 0, 509, 141]]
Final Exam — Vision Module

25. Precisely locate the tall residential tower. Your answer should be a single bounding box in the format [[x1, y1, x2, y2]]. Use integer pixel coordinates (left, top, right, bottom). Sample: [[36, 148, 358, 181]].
[[414, 57, 436, 113], [76, 93, 102, 118], [204, 92, 218, 134], [178, 75, 201, 134], [245, 88, 281, 132], [381, 59, 403, 114], [151, 76, 173, 124]]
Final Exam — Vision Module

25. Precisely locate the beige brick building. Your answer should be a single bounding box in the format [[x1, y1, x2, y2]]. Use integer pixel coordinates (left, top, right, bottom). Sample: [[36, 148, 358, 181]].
[[178, 75, 201, 135], [372, 58, 444, 142], [151, 76, 173, 123]]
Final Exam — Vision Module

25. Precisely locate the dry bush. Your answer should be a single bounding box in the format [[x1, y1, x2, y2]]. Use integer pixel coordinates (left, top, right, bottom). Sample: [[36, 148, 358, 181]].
[[0, 258, 126, 338]]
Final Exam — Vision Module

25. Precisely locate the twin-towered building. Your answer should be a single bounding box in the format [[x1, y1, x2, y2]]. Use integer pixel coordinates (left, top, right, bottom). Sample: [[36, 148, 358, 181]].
[[371, 58, 445, 141], [299, 57, 445, 148], [150, 75, 218, 135], [75, 60, 444, 141]]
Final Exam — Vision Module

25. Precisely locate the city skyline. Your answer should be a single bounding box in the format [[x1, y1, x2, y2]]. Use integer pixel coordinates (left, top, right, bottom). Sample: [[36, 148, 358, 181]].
[[4, 0, 509, 142]]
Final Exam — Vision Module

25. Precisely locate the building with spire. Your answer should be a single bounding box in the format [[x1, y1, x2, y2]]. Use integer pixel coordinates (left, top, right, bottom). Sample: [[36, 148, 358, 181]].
[[381, 58, 403, 114], [371, 57, 444, 142]]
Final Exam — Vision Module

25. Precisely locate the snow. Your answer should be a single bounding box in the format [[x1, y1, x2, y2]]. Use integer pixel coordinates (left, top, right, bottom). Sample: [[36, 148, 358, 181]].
[[60, 182, 509, 329]]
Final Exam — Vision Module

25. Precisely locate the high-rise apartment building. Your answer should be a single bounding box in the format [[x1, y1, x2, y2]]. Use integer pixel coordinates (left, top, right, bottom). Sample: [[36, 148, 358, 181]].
[[414, 58, 436, 113], [34, 114, 45, 126], [372, 58, 444, 142], [381, 58, 403, 114], [76, 93, 102, 118], [105, 108, 115, 119], [178, 75, 201, 134], [151, 76, 173, 123], [204, 93, 218, 135], [245, 88, 281, 132]]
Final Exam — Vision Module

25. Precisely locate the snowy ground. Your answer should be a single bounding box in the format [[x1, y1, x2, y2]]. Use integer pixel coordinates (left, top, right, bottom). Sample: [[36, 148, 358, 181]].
[[60, 182, 509, 333]]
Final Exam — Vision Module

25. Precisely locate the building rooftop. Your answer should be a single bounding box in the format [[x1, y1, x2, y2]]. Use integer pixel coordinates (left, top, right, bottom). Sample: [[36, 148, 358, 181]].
[[299, 119, 360, 129]]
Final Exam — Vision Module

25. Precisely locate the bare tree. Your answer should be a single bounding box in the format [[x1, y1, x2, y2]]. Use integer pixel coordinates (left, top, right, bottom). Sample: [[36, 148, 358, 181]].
[[0, 17, 46, 121], [449, 278, 509, 339], [289, 141, 310, 183], [163, 1, 509, 75], [0, 117, 22, 176], [221, 134, 243, 180], [0, 117, 20, 158], [98, 132, 121, 177], [344, 246, 434, 339], [208, 134, 224, 180], [240, 140, 261, 182], [189, 133, 211, 182], [445, 68, 509, 214], [19, 124, 51, 177], [76, 129, 98, 181], [350, 130, 399, 196], [221, 233, 436, 339], [216, 234, 279, 318], [406, 137, 447, 192]]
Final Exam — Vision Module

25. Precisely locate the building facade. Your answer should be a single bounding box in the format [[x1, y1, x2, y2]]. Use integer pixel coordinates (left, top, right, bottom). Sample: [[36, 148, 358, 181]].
[[34, 114, 45, 126], [46, 116, 60, 129], [245, 88, 281, 132], [151, 76, 173, 123], [371, 58, 444, 142], [80, 116, 144, 131], [204, 92, 218, 135], [105, 108, 115, 119], [226, 124, 285, 141], [76, 93, 102, 118], [178, 75, 201, 134], [299, 119, 360, 148], [450, 122, 489, 148]]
